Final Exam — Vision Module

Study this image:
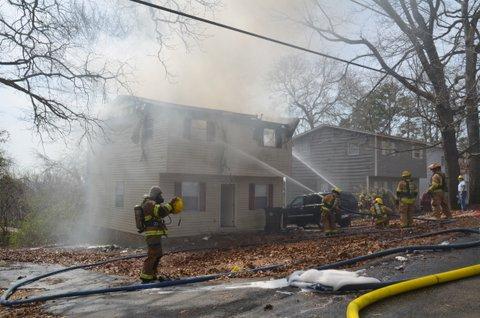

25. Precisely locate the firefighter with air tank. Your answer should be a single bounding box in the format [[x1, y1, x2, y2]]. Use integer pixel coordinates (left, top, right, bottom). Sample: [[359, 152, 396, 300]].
[[396, 170, 418, 228], [427, 163, 451, 219], [321, 187, 342, 236], [134, 186, 183, 283], [370, 197, 392, 228]]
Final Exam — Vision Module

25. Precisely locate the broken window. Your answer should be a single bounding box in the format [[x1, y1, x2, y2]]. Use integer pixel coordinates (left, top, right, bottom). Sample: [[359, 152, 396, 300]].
[[263, 128, 276, 147], [249, 183, 273, 210], [175, 181, 206, 211], [115, 181, 125, 208], [183, 118, 215, 142]]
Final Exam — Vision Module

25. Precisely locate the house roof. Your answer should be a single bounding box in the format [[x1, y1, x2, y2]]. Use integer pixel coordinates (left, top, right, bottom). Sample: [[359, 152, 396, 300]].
[[117, 95, 298, 127], [294, 124, 427, 145]]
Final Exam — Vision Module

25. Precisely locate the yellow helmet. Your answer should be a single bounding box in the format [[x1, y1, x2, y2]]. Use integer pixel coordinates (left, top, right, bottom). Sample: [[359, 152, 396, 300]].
[[428, 163, 441, 171], [401, 170, 411, 178], [170, 197, 184, 214], [458, 175, 464, 180], [332, 187, 342, 194], [375, 197, 383, 205]]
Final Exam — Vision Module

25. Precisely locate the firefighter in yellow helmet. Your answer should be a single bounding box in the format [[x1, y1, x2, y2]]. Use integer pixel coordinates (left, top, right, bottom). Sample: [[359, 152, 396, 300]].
[[321, 187, 341, 235], [427, 163, 451, 219], [396, 170, 418, 227], [138, 186, 183, 283], [370, 197, 392, 228]]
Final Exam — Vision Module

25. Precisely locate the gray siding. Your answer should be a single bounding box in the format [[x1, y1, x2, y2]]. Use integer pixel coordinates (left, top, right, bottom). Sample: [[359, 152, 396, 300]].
[[289, 126, 427, 197], [377, 137, 426, 178], [291, 127, 375, 193]]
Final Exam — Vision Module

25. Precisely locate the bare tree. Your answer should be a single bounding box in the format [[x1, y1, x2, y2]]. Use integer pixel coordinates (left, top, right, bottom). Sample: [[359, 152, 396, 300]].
[[269, 55, 342, 132], [461, 0, 480, 202], [0, 0, 218, 139], [303, 0, 477, 206]]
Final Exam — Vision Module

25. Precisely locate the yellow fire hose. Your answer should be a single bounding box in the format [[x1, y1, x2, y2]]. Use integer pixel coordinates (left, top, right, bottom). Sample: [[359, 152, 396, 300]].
[[346, 264, 480, 318]]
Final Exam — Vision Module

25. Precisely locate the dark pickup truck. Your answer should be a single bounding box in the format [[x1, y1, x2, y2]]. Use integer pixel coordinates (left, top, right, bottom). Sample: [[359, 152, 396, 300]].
[[265, 192, 358, 232]]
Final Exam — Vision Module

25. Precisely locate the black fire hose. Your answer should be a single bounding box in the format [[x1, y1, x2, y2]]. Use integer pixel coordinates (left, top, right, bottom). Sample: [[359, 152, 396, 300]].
[[1, 228, 479, 306], [315, 228, 480, 271], [0, 260, 283, 307]]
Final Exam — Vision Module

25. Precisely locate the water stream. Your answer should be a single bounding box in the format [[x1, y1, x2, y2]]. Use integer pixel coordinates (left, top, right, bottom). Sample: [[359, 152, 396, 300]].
[[219, 142, 315, 193], [292, 152, 337, 188]]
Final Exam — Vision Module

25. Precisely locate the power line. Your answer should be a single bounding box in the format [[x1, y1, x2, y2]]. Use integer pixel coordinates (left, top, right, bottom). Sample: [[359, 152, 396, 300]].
[[127, 0, 389, 75]]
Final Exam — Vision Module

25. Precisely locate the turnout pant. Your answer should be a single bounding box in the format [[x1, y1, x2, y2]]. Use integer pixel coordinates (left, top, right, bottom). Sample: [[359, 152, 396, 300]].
[[140, 236, 163, 281], [374, 216, 389, 228], [431, 191, 451, 219], [321, 209, 337, 233], [399, 203, 415, 227]]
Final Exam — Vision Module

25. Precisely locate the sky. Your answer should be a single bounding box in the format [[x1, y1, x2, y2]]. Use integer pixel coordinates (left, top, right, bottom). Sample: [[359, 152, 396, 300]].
[[0, 0, 365, 171]]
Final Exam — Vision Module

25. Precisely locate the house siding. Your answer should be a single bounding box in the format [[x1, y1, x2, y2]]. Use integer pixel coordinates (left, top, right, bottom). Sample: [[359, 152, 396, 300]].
[[288, 126, 427, 201], [88, 97, 293, 239]]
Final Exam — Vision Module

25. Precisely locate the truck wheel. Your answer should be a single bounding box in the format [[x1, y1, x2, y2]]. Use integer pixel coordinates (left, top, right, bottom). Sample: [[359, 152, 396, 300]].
[[280, 213, 287, 230], [338, 217, 351, 228]]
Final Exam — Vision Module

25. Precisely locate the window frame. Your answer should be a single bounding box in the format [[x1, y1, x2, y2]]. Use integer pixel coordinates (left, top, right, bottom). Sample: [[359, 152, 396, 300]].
[[183, 118, 215, 142], [347, 143, 360, 156], [175, 181, 206, 212], [412, 146, 423, 159], [381, 140, 397, 156], [262, 128, 277, 148], [114, 181, 125, 208], [249, 183, 273, 210]]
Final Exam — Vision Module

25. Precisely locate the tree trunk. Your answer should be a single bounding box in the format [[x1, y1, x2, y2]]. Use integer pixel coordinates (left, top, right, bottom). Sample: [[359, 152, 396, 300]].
[[463, 3, 480, 204], [440, 122, 461, 208]]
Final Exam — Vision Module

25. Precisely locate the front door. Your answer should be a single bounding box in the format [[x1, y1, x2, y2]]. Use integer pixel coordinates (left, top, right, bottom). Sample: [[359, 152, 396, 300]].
[[220, 184, 235, 227]]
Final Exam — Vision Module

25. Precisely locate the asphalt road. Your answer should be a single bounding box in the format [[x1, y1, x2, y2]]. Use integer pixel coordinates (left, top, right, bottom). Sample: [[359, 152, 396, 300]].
[[1, 239, 479, 317]]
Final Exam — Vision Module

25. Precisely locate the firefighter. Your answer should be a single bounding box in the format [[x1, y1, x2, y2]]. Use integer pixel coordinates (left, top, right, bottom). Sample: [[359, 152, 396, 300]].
[[370, 197, 392, 228], [139, 186, 183, 283], [321, 187, 341, 235], [396, 170, 418, 228], [428, 163, 451, 219]]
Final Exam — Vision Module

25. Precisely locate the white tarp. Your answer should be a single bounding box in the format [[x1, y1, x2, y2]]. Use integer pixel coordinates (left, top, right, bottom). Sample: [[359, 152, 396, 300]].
[[287, 269, 380, 291]]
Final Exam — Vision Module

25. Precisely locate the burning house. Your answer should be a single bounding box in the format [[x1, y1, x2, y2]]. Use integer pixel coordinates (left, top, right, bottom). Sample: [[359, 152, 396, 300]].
[[87, 96, 298, 242]]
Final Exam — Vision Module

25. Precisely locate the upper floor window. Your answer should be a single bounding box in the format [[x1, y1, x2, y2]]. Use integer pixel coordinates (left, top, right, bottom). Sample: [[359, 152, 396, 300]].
[[115, 181, 125, 208], [263, 128, 276, 147], [175, 181, 206, 211], [381, 140, 396, 156], [347, 143, 360, 156], [183, 118, 215, 142], [412, 146, 423, 159]]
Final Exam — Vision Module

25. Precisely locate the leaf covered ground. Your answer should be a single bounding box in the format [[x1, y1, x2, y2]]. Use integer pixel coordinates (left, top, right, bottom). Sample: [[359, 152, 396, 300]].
[[0, 211, 479, 317]]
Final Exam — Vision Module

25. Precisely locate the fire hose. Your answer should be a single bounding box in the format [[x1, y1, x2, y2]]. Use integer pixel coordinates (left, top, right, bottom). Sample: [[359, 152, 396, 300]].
[[346, 264, 480, 318], [1, 227, 479, 307]]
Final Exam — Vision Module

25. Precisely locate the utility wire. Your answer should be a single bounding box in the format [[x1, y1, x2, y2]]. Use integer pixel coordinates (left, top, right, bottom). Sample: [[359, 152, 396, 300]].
[[127, 0, 405, 77]]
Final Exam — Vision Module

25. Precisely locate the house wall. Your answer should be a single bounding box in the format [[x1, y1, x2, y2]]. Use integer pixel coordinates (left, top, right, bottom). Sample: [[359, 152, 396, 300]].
[[376, 136, 427, 178], [164, 110, 292, 177], [156, 174, 284, 237], [290, 127, 375, 195], [88, 99, 292, 239], [288, 126, 427, 201]]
